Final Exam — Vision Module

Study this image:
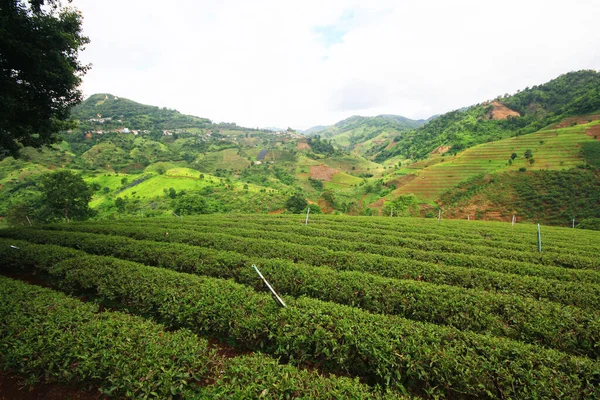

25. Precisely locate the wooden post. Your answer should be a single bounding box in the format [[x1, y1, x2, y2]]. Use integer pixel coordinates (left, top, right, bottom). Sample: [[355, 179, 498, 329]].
[[437, 209, 441, 225], [572, 218, 575, 229]]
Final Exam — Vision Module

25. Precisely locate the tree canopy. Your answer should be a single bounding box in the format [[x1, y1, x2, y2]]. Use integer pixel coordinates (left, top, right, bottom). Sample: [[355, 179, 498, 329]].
[[39, 170, 95, 222], [0, 0, 89, 158]]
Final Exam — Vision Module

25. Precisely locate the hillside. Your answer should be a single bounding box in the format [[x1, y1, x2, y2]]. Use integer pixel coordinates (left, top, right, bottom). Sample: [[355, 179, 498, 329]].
[[390, 118, 600, 201], [73, 93, 214, 132], [438, 169, 600, 226], [1, 72, 600, 227], [307, 114, 426, 159], [376, 70, 600, 162]]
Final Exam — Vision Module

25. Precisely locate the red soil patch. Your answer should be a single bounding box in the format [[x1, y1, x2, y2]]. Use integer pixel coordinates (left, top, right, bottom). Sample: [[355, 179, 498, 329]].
[[585, 124, 600, 140], [296, 141, 311, 151], [430, 145, 450, 155], [488, 101, 520, 120], [309, 165, 337, 181], [368, 197, 385, 209], [268, 208, 285, 214], [554, 115, 600, 129], [317, 198, 334, 214]]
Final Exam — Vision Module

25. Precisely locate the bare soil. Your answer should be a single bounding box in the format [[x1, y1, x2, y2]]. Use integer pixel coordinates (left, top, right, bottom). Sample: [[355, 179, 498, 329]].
[[489, 102, 520, 120], [309, 165, 337, 181], [554, 115, 600, 129], [585, 124, 600, 140], [296, 141, 311, 151], [430, 145, 450, 155]]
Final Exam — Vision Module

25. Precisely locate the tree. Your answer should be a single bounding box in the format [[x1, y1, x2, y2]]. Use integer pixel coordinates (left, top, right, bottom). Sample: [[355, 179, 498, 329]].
[[115, 197, 127, 213], [0, 0, 90, 158], [524, 149, 533, 159], [172, 193, 216, 215], [39, 170, 95, 222], [510, 152, 518, 160], [285, 194, 307, 214]]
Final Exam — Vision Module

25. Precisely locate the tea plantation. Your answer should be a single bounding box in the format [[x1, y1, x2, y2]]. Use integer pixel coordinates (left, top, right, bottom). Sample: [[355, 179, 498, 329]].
[[1, 215, 599, 398]]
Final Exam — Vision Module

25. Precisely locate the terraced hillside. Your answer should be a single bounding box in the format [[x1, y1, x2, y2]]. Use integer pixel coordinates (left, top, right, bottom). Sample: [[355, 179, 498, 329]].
[[394, 119, 599, 200], [1, 215, 599, 398]]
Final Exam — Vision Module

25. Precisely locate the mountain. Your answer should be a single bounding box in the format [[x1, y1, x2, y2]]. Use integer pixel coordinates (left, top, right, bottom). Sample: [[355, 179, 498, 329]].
[[375, 70, 600, 162], [301, 125, 329, 135], [305, 114, 427, 159], [72, 94, 214, 132]]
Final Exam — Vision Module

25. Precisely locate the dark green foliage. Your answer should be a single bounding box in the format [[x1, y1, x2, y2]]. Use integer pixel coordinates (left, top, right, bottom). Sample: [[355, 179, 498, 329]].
[[577, 218, 600, 231], [4, 235, 600, 359], [524, 149, 533, 159], [5, 225, 600, 312], [0, 276, 213, 398], [581, 142, 600, 168], [0, 0, 89, 158], [285, 194, 308, 213], [3, 247, 599, 398], [172, 193, 220, 215], [39, 170, 95, 222], [307, 135, 336, 155], [198, 354, 384, 399], [309, 176, 324, 190]]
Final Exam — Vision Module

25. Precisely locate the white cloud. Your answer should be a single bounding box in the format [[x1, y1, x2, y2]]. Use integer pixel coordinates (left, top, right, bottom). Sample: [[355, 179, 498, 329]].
[[72, 0, 600, 129]]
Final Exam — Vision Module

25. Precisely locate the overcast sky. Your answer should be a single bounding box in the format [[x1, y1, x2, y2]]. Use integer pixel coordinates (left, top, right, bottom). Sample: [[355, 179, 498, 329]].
[[71, 0, 600, 130]]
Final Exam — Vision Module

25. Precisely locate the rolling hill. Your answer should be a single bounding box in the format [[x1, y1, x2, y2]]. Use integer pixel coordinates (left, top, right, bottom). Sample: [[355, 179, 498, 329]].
[[305, 114, 426, 159], [1, 71, 599, 227]]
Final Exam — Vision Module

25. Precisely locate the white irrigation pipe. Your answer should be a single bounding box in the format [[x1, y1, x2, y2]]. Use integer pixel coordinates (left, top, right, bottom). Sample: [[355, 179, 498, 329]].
[[537, 224, 542, 253], [253, 264, 286, 308]]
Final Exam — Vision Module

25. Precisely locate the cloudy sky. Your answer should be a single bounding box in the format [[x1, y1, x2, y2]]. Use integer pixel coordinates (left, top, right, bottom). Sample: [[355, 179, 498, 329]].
[[71, 0, 600, 130]]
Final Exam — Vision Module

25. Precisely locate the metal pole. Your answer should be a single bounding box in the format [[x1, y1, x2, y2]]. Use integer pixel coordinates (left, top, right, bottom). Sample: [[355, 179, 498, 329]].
[[252, 264, 286, 307], [537, 224, 542, 253], [572, 218, 575, 229], [305, 207, 310, 225]]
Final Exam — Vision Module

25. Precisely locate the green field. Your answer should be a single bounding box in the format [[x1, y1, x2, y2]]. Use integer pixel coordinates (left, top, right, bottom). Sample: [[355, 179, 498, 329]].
[[1, 215, 599, 398], [395, 120, 599, 200]]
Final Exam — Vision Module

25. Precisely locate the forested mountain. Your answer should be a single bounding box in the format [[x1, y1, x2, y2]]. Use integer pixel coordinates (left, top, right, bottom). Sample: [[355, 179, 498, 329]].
[[72, 94, 214, 132], [375, 70, 600, 162], [305, 114, 426, 158]]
